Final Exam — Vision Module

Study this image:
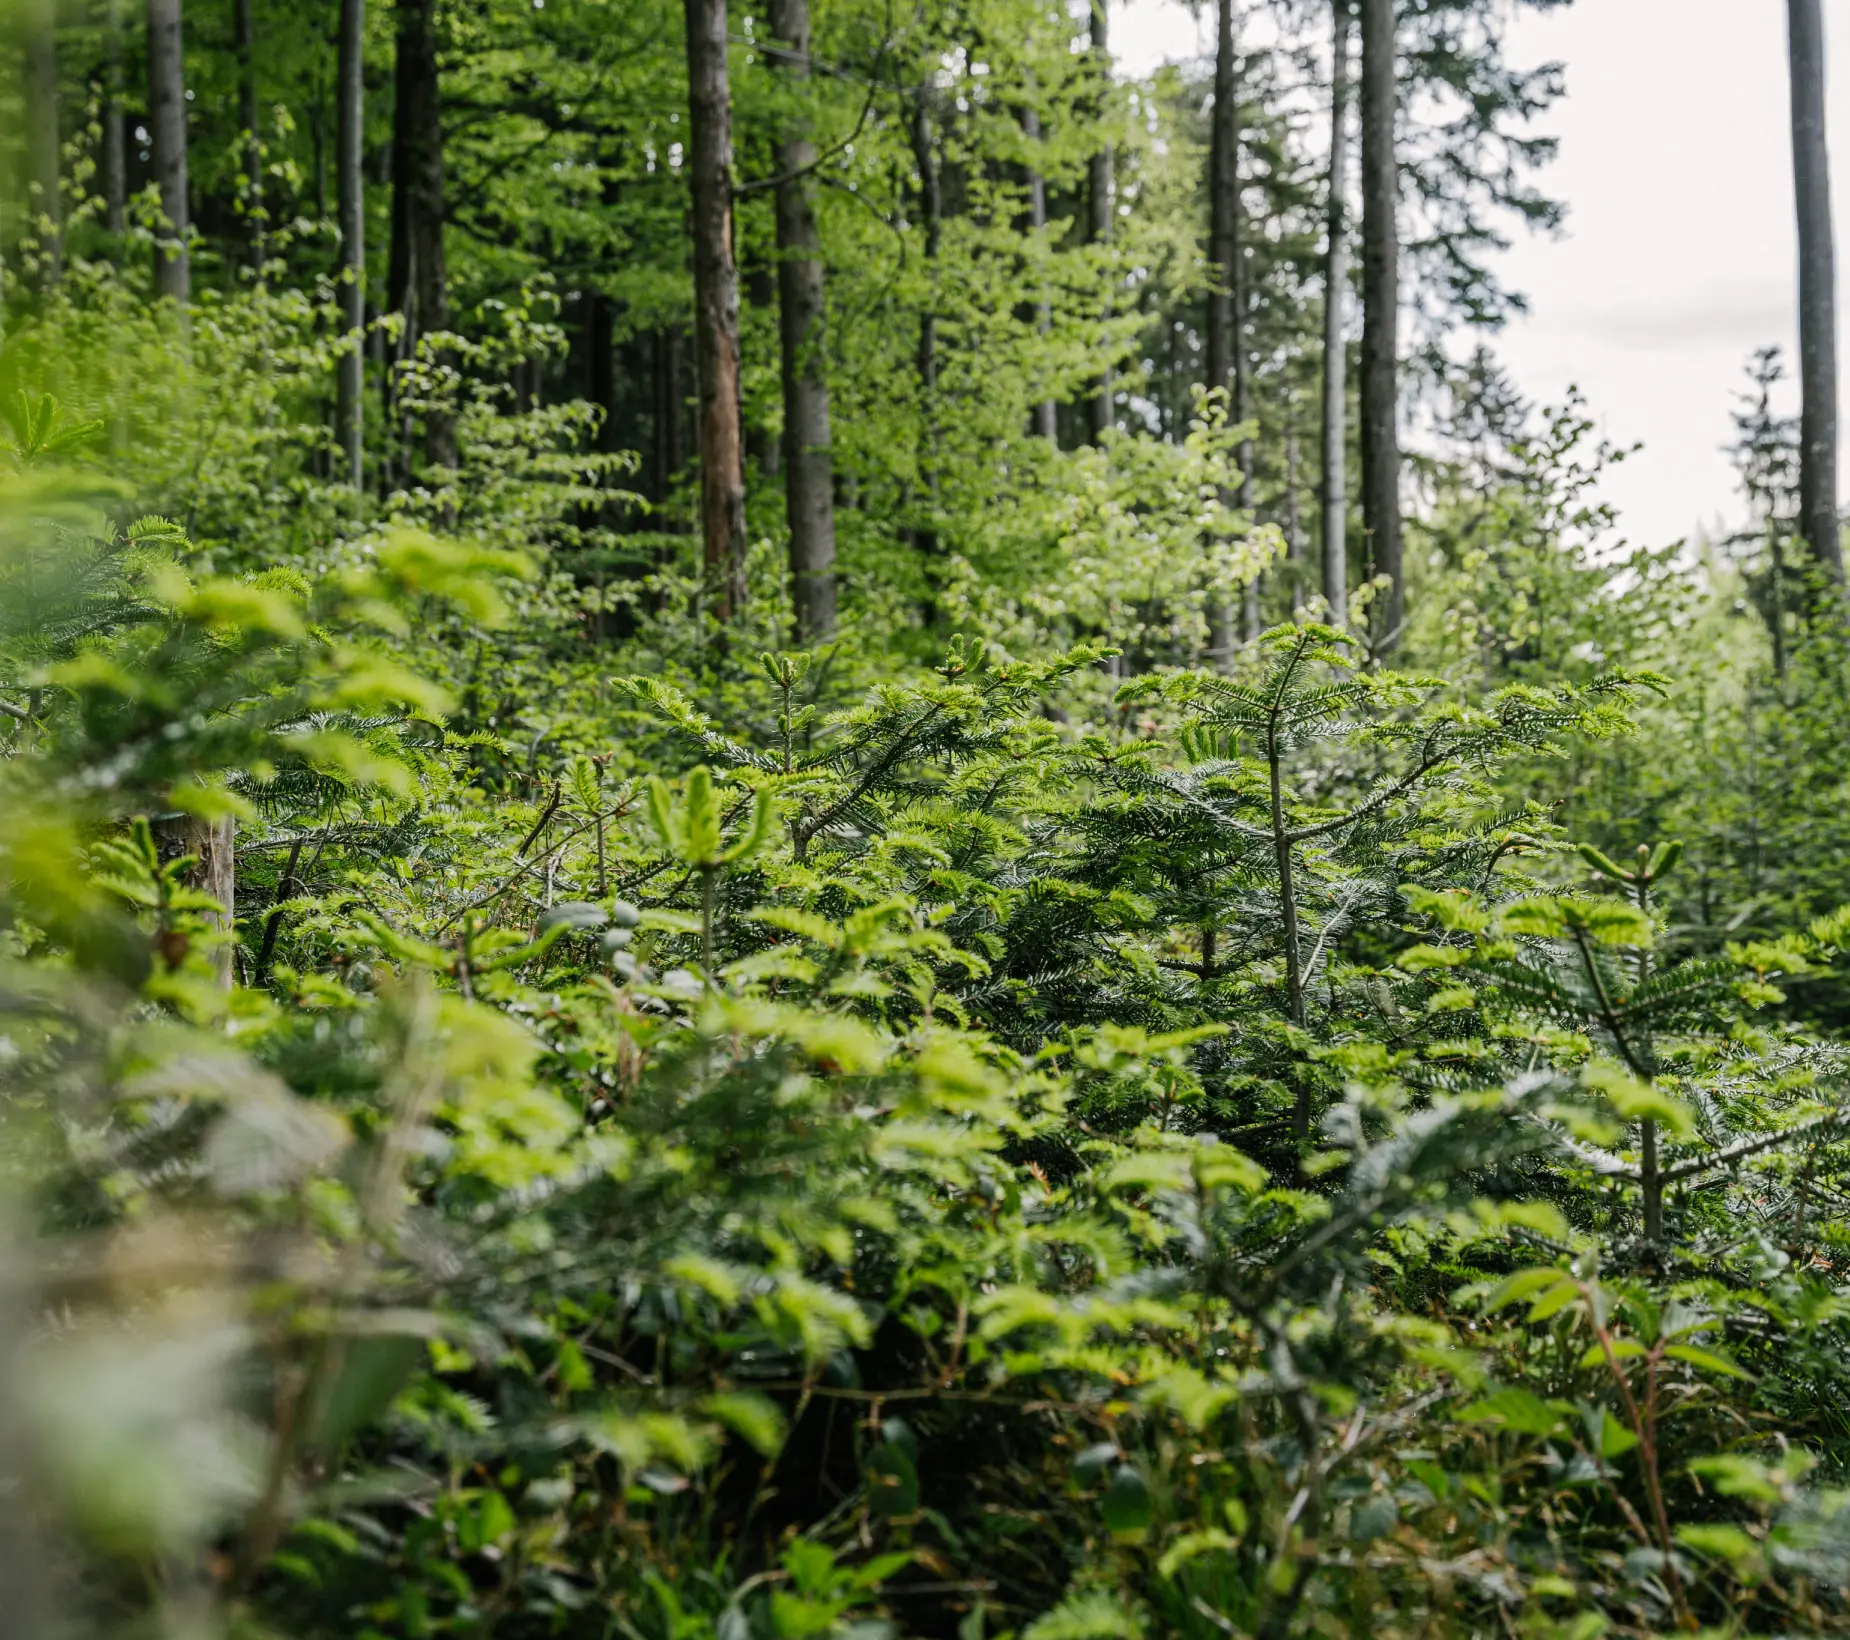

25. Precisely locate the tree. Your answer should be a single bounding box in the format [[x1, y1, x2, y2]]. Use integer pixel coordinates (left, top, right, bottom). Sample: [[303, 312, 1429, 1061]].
[[233, 0, 264, 270], [101, 0, 127, 238], [1320, 0, 1352, 623], [337, 0, 366, 491], [1787, 0, 1842, 583], [388, 0, 454, 470], [1206, 0, 1253, 662], [1087, 0, 1113, 443], [21, 0, 62, 282], [684, 0, 747, 624], [1021, 103, 1057, 443], [767, 0, 837, 641], [147, 0, 191, 300], [1359, 0, 1401, 650]]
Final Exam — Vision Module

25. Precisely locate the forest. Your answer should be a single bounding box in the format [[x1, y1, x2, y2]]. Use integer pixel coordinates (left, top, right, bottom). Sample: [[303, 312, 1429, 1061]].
[[6, 0, 1850, 1631]]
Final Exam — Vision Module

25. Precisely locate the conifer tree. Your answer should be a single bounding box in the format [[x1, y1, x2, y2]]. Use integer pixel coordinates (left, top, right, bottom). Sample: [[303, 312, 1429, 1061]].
[[1320, 0, 1352, 623], [1359, 0, 1401, 649]]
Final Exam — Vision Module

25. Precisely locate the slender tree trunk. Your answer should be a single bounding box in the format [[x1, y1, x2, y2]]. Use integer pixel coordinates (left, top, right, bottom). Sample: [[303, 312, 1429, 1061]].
[[1321, 0, 1352, 623], [1086, 0, 1113, 443], [1207, 0, 1253, 662], [102, 0, 127, 237], [1287, 429, 1305, 612], [769, 0, 838, 641], [233, 0, 263, 270], [22, 0, 62, 282], [146, 0, 190, 300], [336, 0, 365, 491], [684, 0, 748, 624], [389, 0, 453, 470], [908, 91, 942, 563], [1021, 103, 1057, 442], [1359, 0, 1401, 651], [1789, 0, 1843, 583]]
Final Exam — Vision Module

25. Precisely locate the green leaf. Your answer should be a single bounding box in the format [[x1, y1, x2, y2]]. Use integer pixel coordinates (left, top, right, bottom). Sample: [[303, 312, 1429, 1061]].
[[1454, 1388, 1564, 1437], [1663, 1343, 1752, 1380], [1100, 1463, 1153, 1543]]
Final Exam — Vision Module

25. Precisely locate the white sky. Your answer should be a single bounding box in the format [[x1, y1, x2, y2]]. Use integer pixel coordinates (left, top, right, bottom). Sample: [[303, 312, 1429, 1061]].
[[1114, 0, 1850, 550]]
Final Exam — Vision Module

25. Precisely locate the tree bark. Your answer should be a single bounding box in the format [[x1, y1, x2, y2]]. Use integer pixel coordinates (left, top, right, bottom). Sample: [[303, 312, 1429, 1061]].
[[146, 0, 190, 300], [1021, 103, 1057, 442], [234, 0, 263, 270], [155, 814, 236, 989], [683, 0, 748, 624], [1207, 0, 1253, 661], [1788, 0, 1843, 582], [1359, 0, 1402, 651], [1320, 0, 1352, 623], [389, 0, 454, 470], [1086, 0, 1114, 443], [908, 90, 942, 563], [22, 0, 62, 282], [769, 0, 838, 641], [337, 0, 365, 491], [102, 0, 127, 237]]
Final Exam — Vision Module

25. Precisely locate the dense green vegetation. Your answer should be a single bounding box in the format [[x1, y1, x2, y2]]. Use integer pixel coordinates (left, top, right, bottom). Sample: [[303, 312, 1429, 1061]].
[[8, 0, 1850, 1635]]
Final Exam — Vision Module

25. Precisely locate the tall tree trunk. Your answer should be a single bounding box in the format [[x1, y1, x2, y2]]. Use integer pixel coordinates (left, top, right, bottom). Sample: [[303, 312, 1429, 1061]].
[[146, 0, 189, 300], [102, 0, 127, 237], [1286, 428, 1305, 612], [908, 91, 942, 564], [233, 0, 263, 270], [683, 0, 747, 624], [769, 0, 838, 641], [1320, 0, 1352, 623], [1207, 0, 1253, 662], [389, 0, 453, 470], [1789, 0, 1843, 583], [1021, 103, 1057, 442], [1358, 0, 1401, 651], [22, 0, 62, 282], [1086, 0, 1113, 443], [336, 0, 365, 491]]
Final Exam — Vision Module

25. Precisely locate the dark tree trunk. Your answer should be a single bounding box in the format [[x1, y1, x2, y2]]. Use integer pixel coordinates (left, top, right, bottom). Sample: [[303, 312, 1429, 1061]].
[[1021, 103, 1056, 442], [155, 815, 236, 988], [1789, 0, 1843, 582], [743, 260, 781, 479], [336, 0, 365, 491], [1207, 0, 1253, 661], [908, 91, 942, 563], [389, 0, 453, 470], [234, 0, 263, 270], [684, 0, 747, 623], [103, 0, 127, 236], [654, 326, 687, 507], [22, 0, 61, 282], [587, 292, 617, 450], [1359, 0, 1402, 651], [769, 0, 838, 641], [1286, 428, 1305, 612], [1086, 0, 1113, 443], [1321, 0, 1352, 623], [146, 0, 190, 300]]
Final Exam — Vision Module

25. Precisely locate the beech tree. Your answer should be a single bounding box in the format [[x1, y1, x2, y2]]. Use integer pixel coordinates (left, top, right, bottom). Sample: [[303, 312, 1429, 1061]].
[[768, 0, 837, 639], [1207, 0, 1253, 661], [1359, 0, 1401, 650], [1787, 0, 1842, 582], [684, 0, 747, 623], [1087, 0, 1113, 443], [147, 0, 191, 299], [388, 0, 454, 470], [337, 0, 365, 489], [1320, 0, 1352, 623]]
